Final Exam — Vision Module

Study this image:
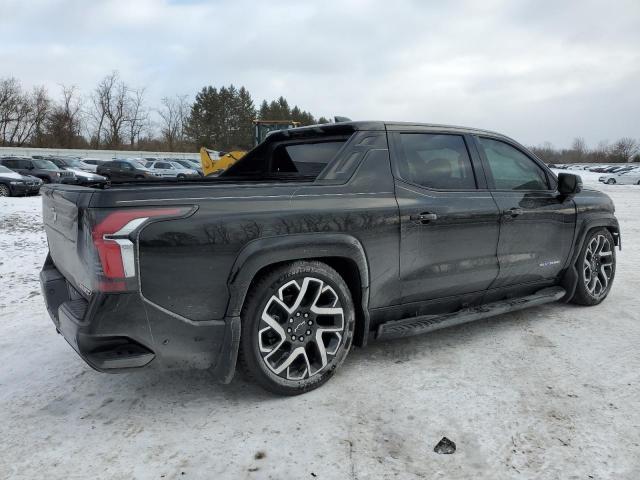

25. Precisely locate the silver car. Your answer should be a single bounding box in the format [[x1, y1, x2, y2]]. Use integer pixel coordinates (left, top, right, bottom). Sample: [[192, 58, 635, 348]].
[[599, 169, 640, 185], [145, 161, 199, 180]]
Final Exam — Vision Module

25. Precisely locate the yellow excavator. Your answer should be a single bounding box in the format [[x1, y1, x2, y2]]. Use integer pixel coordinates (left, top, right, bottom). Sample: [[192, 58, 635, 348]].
[[199, 119, 300, 176]]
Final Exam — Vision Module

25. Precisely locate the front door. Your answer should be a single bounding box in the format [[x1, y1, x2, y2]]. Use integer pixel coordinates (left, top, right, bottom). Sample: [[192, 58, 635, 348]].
[[390, 131, 501, 305], [474, 136, 576, 288]]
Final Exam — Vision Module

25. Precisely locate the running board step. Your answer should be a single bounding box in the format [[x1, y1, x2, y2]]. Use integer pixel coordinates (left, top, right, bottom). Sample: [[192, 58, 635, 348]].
[[376, 286, 566, 340]]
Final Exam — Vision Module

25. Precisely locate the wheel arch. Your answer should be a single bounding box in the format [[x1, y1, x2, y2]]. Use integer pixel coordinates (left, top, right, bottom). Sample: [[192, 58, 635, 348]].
[[0, 180, 11, 195], [226, 233, 371, 347], [560, 216, 620, 302]]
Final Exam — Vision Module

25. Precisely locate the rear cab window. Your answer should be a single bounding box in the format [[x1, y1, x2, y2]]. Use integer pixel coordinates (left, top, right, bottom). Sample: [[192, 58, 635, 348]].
[[222, 125, 356, 182]]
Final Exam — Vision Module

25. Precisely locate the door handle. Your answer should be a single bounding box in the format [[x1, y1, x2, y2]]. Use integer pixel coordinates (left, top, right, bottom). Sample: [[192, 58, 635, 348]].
[[410, 212, 438, 224], [503, 207, 524, 217]]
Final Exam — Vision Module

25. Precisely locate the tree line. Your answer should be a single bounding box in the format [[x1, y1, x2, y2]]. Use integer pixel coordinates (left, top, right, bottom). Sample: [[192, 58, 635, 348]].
[[530, 137, 640, 164], [0, 72, 328, 152], [3, 73, 638, 159]]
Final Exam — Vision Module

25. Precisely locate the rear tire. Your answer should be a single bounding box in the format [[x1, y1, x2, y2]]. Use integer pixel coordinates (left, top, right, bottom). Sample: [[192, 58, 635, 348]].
[[606, 178, 616, 184], [570, 228, 616, 306], [239, 261, 355, 395]]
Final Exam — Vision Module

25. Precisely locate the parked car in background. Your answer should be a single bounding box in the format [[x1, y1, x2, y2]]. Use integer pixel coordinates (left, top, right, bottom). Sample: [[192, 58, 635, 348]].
[[52, 157, 99, 173], [599, 170, 640, 185], [81, 159, 108, 168], [0, 165, 42, 196], [46, 157, 108, 187], [145, 160, 199, 179], [97, 159, 161, 182], [172, 159, 204, 176], [0, 157, 75, 184]]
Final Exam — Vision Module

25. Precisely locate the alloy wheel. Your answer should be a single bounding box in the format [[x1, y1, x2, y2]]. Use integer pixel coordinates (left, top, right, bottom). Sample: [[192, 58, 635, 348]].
[[258, 276, 345, 381], [583, 234, 614, 299]]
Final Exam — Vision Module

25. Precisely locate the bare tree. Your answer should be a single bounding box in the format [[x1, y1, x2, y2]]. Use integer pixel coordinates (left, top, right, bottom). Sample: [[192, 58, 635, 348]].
[[571, 136, 587, 154], [0, 81, 50, 147], [89, 71, 129, 148], [124, 87, 149, 147], [158, 94, 189, 151], [611, 137, 639, 163], [89, 73, 116, 147], [0, 77, 22, 145], [44, 85, 85, 148]]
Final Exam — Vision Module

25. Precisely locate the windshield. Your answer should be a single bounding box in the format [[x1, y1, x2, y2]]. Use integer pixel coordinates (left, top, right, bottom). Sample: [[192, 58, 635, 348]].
[[0, 165, 15, 174], [33, 159, 59, 170], [66, 159, 85, 168], [128, 160, 147, 169], [171, 162, 189, 170]]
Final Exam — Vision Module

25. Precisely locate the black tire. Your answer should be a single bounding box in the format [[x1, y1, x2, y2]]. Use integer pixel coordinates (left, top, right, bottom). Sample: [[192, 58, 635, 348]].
[[606, 178, 616, 185], [239, 260, 355, 395], [177, 174, 186, 181], [570, 228, 616, 306], [0, 184, 10, 197]]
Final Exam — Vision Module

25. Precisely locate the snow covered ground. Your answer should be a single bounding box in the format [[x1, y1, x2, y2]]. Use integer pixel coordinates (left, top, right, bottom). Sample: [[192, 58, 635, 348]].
[[1, 175, 639, 479]]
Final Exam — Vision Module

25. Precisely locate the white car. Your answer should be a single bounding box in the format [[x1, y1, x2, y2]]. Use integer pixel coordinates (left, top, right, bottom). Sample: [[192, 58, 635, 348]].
[[145, 160, 199, 179], [599, 170, 640, 185]]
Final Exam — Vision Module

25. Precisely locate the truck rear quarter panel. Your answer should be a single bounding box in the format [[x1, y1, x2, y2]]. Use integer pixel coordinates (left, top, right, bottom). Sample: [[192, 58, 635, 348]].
[[138, 135, 401, 323]]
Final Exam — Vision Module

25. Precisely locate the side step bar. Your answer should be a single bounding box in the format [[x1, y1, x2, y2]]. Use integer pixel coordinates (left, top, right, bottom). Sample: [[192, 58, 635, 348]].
[[376, 286, 566, 340]]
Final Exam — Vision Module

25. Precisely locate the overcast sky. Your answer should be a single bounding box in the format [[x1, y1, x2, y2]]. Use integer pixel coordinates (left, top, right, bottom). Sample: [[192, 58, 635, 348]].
[[1, 0, 639, 147]]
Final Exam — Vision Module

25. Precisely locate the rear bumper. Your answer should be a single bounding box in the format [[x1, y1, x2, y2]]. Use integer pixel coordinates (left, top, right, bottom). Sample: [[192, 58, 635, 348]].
[[39, 258, 239, 381]]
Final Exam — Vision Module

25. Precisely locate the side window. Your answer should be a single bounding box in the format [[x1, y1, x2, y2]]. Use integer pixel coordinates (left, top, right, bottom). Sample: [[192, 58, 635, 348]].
[[396, 133, 476, 190], [478, 137, 549, 190]]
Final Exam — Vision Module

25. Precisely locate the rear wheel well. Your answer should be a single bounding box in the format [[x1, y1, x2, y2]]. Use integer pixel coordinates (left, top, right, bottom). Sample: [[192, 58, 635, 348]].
[[245, 257, 367, 346]]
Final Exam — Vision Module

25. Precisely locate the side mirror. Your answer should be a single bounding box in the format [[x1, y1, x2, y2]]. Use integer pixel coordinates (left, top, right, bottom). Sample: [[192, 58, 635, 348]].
[[558, 173, 582, 195]]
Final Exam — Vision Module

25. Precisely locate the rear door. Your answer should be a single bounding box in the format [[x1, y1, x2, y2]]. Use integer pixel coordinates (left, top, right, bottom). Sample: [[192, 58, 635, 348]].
[[100, 161, 119, 180], [389, 130, 501, 304], [474, 136, 576, 287]]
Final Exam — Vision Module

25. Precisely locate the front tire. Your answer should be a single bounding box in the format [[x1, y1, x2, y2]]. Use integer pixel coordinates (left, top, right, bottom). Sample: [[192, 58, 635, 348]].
[[606, 178, 616, 185], [0, 184, 11, 197], [570, 228, 616, 306], [239, 261, 355, 395]]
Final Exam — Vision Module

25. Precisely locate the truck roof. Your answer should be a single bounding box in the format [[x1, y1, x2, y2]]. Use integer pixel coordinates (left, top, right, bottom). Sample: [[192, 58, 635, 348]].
[[272, 120, 511, 141]]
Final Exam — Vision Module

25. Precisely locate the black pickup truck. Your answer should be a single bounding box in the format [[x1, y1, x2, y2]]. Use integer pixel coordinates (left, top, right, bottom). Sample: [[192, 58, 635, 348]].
[[40, 121, 620, 395]]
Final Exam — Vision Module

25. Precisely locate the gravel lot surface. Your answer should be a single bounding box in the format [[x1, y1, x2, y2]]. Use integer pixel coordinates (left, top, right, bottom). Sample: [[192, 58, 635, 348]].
[[1, 174, 639, 479]]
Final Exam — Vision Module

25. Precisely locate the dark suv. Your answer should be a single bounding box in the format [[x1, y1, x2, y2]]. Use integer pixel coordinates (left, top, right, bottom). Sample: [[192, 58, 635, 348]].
[[0, 157, 76, 184], [96, 159, 161, 182]]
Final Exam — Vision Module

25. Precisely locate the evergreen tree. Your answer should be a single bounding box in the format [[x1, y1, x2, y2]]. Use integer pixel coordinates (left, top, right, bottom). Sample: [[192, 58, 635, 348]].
[[185, 84, 256, 151]]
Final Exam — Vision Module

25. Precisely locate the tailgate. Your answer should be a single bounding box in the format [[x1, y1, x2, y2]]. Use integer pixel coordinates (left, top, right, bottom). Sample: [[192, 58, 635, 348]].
[[42, 186, 94, 297]]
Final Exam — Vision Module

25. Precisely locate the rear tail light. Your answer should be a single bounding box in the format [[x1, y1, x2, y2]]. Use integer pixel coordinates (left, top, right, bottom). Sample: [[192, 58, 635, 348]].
[[91, 207, 192, 292]]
